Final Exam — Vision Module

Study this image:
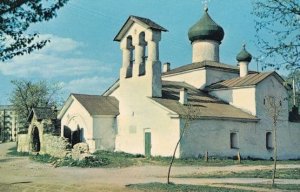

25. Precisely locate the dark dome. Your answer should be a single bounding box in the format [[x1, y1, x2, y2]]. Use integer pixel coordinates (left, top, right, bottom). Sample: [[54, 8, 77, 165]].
[[236, 45, 252, 62], [188, 8, 224, 43]]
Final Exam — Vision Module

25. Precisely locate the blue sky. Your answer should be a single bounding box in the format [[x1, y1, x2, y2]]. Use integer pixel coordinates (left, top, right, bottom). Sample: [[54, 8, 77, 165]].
[[0, 0, 267, 104]]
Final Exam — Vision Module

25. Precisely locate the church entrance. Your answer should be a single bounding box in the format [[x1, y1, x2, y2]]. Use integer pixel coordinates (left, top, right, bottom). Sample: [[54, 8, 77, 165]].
[[32, 127, 40, 152], [63, 125, 82, 147], [144, 131, 151, 157], [71, 127, 81, 146]]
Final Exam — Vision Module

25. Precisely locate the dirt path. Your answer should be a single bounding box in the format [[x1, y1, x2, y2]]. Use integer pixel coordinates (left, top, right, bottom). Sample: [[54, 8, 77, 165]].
[[0, 142, 299, 192]]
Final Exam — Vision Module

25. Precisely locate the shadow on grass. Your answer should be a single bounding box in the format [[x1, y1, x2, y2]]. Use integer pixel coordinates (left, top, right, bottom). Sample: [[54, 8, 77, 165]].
[[126, 182, 253, 192], [6, 145, 29, 157]]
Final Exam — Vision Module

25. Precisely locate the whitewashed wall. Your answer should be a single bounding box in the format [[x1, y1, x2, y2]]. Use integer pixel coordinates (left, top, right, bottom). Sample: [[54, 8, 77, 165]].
[[179, 119, 270, 159], [116, 94, 181, 157], [163, 68, 238, 89], [93, 116, 116, 151], [162, 69, 206, 89], [60, 98, 94, 150], [206, 68, 239, 87], [255, 76, 300, 159], [210, 87, 256, 116]]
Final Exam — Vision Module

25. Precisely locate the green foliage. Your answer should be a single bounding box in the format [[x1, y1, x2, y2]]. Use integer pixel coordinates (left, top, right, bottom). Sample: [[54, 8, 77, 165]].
[[92, 150, 143, 168], [252, 0, 300, 71], [9, 79, 62, 132], [0, 0, 69, 61], [127, 182, 254, 192]]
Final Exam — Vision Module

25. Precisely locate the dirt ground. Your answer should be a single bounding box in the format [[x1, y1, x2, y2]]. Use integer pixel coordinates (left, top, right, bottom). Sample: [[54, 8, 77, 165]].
[[0, 142, 299, 192]]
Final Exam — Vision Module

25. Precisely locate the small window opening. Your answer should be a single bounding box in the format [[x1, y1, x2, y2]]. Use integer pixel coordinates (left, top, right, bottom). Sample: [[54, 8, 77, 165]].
[[266, 132, 273, 149], [230, 132, 239, 149]]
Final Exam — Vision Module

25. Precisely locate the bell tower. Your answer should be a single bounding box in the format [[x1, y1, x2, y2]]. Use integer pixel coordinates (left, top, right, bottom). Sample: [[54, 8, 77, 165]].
[[114, 16, 167, 98]]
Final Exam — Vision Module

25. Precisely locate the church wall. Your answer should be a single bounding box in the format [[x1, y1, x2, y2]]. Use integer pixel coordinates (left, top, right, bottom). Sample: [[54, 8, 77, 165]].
[[255, 76, 300, 159], [106, 85, 120, 100], [60, 98, 94, 150], [162, 68, 238, 89], [210, 87, 256, 116], [180, 119, 278, 159], [162, 69, 206, 89], [115, 96, 181, 157], [92, 116, 116, 152], [206, 68, 238, 87]]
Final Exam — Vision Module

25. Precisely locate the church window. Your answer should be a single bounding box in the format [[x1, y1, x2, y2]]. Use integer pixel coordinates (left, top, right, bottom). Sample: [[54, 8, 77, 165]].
[[230, 132, 239, 149], [126, 36, 134, 78], [139, 32, 147, 75], [266, 132, 273, 149]]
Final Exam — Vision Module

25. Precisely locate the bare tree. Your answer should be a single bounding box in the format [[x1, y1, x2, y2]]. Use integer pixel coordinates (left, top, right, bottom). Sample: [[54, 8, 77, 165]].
[[167, 104, 198, 184], [264, 95, 286, 186], [252, 0, 300, 71]]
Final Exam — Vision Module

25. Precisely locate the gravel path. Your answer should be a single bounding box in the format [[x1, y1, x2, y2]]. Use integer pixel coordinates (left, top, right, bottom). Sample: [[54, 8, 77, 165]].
[[0, 142, 299, 192]]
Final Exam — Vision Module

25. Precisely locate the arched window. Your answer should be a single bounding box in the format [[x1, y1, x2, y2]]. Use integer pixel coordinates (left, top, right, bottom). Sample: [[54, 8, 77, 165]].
[[126, 36, 134, 77], [230, 132, 239, 149], [139, 32, 147, 75], [266, 132, 273, 149]]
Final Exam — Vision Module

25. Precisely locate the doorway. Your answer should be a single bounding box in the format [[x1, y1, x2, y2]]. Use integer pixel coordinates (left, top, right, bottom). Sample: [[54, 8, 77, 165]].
[[32, 127, 40, 152], [144, 131, 151, 157]]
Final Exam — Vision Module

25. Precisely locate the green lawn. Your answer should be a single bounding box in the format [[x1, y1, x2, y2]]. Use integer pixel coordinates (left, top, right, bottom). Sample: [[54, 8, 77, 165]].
[[8, 146, 300, 168], [176, 168, 300, 179], [226, 183, 300, 191], [127, 182, 255, 192]]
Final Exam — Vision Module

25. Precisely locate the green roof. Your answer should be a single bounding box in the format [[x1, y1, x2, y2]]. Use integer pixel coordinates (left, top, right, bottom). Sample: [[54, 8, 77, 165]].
[[236, 45, 252, 62], [188, 8, 224, 43]]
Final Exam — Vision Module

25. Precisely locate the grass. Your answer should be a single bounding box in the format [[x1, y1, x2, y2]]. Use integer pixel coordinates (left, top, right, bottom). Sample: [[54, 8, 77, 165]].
[[227, 183, 300, 191], [126, 182, 254, 192], [176, 168, 300, 179], [7, 146, 29, 156], [9, 146, 300, 168]]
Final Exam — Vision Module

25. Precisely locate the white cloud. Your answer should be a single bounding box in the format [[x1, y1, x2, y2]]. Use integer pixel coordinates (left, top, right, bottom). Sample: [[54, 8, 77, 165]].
[[0, 34, 111, 78], [37, 34, 84, 53], [61, 76, 115, 95]]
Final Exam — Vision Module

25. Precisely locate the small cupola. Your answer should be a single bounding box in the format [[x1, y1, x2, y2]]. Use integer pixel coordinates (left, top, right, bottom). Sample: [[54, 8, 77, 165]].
[[236, 44, 252, 77], [188, 8, 224, 63]]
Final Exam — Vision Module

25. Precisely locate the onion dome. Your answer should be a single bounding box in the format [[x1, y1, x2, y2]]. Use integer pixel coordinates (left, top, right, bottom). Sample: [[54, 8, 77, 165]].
[[188, 8, 224, 43], [236, 44, 252, 62]]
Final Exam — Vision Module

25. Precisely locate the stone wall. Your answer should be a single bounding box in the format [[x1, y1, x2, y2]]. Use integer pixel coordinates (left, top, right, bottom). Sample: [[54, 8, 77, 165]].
[[43, 134, 71, 158], [17, 134, 29, 152]]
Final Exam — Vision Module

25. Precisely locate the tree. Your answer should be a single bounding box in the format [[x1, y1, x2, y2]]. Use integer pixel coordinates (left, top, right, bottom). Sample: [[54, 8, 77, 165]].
[[9, 80, 62, 133], [264, 95, 286, 186], [167, 104, 198, 184], [252, 0, 300, 71], [0, 0, 69, 61], [286, 70, 300, 109]]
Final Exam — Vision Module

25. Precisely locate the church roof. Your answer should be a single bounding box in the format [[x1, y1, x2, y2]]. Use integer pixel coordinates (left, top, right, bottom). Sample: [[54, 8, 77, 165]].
[[236, 45, 252, 62], [28, 107, 57, 122], [207, 71, 284, 90], [114, 15, 168, 41], [188, 8, 224, 43], [72, 94, 119, 116], [152, 81, 259, 121], [163, 60, 247, 75]]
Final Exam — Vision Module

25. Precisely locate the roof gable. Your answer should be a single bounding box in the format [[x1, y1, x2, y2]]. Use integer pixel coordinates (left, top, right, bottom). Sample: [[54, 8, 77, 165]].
[[114, 15, 167, 41], [207, 71, 285, 90], [28, 107, 56, 122]]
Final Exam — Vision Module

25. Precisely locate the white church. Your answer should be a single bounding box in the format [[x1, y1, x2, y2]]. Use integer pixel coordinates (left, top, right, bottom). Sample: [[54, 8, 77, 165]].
[[58, 9, 300, 160]]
